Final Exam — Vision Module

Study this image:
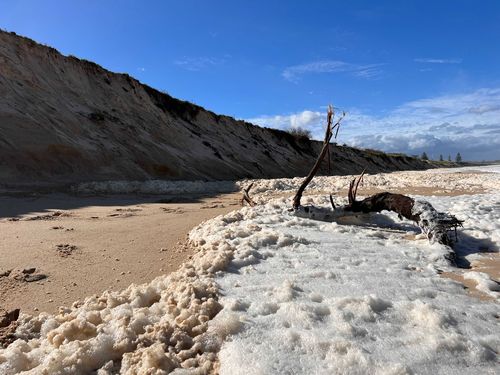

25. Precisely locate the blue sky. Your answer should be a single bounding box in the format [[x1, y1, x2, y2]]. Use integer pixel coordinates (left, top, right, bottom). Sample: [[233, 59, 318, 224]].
[[1, 0, 500, 160]]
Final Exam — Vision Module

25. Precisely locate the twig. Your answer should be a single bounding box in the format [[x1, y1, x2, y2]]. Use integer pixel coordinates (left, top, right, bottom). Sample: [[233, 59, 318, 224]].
[[241, 183, 256, 207], [348, 168, 366, 204], [329, 194, 336, 210]]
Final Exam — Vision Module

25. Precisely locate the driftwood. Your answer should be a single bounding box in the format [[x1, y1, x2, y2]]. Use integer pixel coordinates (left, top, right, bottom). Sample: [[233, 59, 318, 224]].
[[223, 103, 466, 249], [292, 105, 345, 209], [344, 172, 463, 246], [241, 183, 256, 207], [288, 106, 463, 248]]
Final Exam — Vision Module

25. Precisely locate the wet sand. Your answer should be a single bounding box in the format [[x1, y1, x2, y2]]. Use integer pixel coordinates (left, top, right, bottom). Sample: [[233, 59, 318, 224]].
[[439, 253, 500, 301]]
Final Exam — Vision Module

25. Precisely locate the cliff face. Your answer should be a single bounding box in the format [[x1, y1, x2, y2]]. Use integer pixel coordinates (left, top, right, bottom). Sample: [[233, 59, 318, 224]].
[[0, 31, 434, 189]]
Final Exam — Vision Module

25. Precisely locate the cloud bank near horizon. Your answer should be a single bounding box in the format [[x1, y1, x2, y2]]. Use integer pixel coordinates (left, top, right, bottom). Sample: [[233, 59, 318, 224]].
[[246, 88, 500, 161]]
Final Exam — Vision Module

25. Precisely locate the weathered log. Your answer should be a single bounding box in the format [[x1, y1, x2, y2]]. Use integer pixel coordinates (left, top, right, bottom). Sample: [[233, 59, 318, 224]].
[[344, 173, 463, 246], [346, 192, 417, 221]]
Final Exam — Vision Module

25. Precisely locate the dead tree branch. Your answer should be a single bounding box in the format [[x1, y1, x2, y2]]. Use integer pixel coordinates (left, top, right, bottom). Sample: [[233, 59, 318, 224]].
[[329, 194, 336, 210], [292, 106, 345, 210], [241, 183, 256, 207], [347, 168, 366, 206]]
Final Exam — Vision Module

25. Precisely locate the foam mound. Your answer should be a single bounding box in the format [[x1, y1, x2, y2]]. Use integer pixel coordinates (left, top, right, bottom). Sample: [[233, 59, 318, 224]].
[[0, 231, 234, 374]]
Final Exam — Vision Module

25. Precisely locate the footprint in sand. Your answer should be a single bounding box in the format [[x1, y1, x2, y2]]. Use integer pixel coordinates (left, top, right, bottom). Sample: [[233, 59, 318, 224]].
[[55, 244, 78, 257]]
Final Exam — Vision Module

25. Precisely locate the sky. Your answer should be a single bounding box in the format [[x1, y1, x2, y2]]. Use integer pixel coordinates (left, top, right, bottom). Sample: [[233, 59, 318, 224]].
[[1, 0, 500, 161]]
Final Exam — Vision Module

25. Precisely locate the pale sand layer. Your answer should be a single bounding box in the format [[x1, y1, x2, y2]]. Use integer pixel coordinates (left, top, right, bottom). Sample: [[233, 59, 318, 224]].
[[0, 192, 240, 314]]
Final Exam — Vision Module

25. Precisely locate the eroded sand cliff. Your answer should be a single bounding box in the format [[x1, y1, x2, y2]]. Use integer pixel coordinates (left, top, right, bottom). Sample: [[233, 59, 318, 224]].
[[0, 30, 437, 191]]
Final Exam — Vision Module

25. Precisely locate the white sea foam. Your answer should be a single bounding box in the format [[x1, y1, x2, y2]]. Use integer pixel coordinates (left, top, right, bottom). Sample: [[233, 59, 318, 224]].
[[202, 196, 499, 374], [72, 165, 500, 196], [0, 239, 232, 374], [245, 165, 500, 199]]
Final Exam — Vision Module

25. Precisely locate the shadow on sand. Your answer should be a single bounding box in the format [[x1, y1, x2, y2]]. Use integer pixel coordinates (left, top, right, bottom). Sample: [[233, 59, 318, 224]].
[[337, 212, 499, 269], [453, 234, 498, 268], [0, 188, 238, 219]]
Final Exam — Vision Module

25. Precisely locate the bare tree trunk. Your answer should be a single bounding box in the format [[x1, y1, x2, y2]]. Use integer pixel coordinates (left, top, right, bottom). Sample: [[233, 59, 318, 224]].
[[292, 106, 344, 209], [292, 135, 332, 209], [346, 192, 418, 221]]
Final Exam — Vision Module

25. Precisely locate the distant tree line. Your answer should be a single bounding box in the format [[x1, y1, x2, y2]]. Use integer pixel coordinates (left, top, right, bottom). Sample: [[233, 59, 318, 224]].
[[420, 152, 463, 163]]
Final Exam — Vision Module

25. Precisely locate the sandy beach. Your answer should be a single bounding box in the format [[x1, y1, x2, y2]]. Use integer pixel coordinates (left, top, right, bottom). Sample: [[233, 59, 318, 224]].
[[0, 192, 240, 314]]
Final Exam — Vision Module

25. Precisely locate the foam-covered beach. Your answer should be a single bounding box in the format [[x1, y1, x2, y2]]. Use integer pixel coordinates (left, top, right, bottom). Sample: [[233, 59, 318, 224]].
[[1, 166, 499, 374]]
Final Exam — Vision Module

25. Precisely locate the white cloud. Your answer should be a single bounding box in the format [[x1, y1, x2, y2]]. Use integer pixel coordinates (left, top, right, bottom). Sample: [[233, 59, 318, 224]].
[[247, 110, 323, 131], [414, 58, 462, 64], [352, 65, 382, 79], [246, 88, 500, 161], [174, 57, 225, 71], [468, 104, 500, 114], [282, 60, 383, 82]]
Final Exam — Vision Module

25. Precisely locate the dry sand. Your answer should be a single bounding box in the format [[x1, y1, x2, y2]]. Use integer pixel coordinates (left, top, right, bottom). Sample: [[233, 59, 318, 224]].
[[0, 192, 240, 314]]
